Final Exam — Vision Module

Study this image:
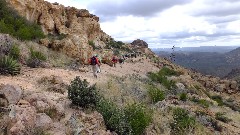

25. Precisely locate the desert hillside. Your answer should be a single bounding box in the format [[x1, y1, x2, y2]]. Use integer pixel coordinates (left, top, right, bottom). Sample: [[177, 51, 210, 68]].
[[1, 0, 240, 135]]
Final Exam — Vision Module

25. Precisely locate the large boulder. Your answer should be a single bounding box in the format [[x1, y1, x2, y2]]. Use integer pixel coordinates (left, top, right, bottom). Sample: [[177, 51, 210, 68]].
[[9, 104, 37, 135], [0, 84, 22, 105]]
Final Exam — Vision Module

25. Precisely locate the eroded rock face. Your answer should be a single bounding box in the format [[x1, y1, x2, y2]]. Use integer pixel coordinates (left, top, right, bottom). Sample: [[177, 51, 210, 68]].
[[7, 0, 111, 63]]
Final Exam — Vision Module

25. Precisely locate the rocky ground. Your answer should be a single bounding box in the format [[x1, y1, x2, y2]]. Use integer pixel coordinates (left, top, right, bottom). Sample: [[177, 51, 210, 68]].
[[1, 55, 240, 135]]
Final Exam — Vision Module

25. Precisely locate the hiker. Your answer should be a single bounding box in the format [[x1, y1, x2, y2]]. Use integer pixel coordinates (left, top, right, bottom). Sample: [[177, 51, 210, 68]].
[[119, 57, 124, 68], [89, 54, 101, 78], [112, 56, 118, 67], [95, 54, 101, 73]]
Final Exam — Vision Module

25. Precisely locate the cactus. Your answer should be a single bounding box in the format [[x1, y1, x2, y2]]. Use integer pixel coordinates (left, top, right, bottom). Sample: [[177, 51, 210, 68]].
[[0, 56, 21, 75]]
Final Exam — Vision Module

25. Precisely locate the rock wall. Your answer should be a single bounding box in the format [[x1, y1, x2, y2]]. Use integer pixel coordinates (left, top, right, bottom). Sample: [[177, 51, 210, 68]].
[[7, 0, 111, 63]]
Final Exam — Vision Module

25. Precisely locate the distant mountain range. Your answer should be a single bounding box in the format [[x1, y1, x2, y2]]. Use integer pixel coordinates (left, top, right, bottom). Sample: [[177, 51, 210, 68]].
[[153, 46, 240, 78], [152, 46, 240, 53]]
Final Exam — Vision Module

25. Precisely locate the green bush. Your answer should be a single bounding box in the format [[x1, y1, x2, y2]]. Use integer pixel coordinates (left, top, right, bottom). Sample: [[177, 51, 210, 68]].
[[191, 97, 210, 108], [0, 55, 20, 75], [211, 95, 224, 106], [215, 112, 231, 123], [125, 103, 152, 135], [9, 44, 20, 60], [27, 47, 47, 68], [198, 99, 210, 108], [158, 67, 181, 76], [179, 93, 187, 101], [0, 0, 45, 40], [147, 72, 176, 89], [96, 98, 131, 135], [147, 85, 165, 103], [170, 108, 196, 135], [68, 76, 100, 108]]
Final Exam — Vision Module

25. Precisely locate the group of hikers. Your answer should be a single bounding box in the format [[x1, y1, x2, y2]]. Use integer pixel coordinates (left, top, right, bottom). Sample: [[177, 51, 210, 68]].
[[88, 54, 126, 78]]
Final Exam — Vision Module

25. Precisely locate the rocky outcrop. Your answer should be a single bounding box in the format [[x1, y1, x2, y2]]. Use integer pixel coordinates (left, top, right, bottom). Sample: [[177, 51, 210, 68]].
[[131, 39, 148, 48], [7, 0, 111, 64]]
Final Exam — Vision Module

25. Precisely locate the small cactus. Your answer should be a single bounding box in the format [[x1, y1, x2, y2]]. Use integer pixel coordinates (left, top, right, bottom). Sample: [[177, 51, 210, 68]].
[[0, 55, 21, 75]]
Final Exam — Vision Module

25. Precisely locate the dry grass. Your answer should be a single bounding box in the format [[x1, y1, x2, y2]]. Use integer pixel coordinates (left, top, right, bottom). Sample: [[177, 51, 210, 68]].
[[96, 74, 149, 106]]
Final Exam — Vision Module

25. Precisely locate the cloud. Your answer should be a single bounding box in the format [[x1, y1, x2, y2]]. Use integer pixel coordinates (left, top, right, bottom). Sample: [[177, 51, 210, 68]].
[[192, 0, 240, 17], [87, 0, 192, 21]]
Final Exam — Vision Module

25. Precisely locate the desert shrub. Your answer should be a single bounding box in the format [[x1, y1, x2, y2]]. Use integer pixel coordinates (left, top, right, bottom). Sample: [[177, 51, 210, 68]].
[[44, 107, 58, 119], [96, 98, 131, 135], [0, 55, 20, 75], [215, 112, 231, 123], [198, 99, 210, 108], [27, 47, 47, 68], [9, 44, 20, 60], [211, 95, 224, 106], [0, 0, 45, 40], [158, 67, 181, 76], [170, 108, 196, 135], [191, 97, 210, 108], [106, 39, 124, 49], [147, 85, 165, 103], [147, 71, 176, 89], [179, 93, 187, 101], [68, 76, 100, 108], [125, 103, 152, 135]]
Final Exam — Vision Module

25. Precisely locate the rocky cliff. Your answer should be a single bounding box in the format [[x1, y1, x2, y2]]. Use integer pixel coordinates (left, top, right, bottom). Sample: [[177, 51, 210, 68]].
[[7, 0, 111, 63]]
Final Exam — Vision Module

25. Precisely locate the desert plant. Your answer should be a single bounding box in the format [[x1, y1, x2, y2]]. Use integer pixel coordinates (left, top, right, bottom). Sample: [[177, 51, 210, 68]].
[[9, 44, 20, 60], [29, 47, 46, 61], [147, 71, 176, 89], [171, 108, 196, 135], [0, 55, 20, 75], [158, 67, 181, 76], [179, 93, 187, 101], [68, 76, 100, 108], [147, 85, 165, 103], [211, 95, 224, 106], [0, 0, 45, 40], [125, 103, 152, 135], [27, 47, 47, 68], [96, 98, 131, 135], [215, 112, 231, 123], [191, 97, 211, 108]]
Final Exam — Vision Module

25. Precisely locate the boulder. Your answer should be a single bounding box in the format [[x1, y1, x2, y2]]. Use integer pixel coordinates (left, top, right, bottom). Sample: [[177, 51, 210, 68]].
[[0, 84, 22, 105], [9, 105, 37, 135], [35, 113, 53, 130]]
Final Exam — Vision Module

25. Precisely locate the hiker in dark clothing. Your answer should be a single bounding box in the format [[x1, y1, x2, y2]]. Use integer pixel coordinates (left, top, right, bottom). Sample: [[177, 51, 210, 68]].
[[89, 55, 100, 78], [119, 57, 124, 68]]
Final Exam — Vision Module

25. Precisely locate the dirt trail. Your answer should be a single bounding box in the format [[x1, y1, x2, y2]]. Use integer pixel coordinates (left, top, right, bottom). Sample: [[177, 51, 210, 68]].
[[0, 57, 159, 92]]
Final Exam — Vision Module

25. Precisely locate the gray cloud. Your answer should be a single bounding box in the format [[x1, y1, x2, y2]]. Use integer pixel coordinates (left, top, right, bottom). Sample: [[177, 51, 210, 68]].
[[192, 1, 240, 17], [160, 30, 240, 40], [87, 0, 192, 22], [206, 15, 239, 24]]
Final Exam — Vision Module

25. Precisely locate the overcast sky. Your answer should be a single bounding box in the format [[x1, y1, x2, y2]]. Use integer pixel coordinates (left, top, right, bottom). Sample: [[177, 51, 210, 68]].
[[45, 0, 240, 48]]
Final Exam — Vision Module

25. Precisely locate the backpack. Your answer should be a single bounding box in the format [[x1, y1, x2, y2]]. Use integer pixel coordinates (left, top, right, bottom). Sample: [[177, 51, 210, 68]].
[[91, 56, 97, 65]]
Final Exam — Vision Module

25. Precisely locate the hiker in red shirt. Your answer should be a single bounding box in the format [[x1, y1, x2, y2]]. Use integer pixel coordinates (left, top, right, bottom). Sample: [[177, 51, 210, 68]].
[[112, 56, 118, 67]]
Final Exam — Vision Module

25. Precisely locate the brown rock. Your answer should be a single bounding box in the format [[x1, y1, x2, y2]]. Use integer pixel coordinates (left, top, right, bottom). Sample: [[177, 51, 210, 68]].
[[9, 105, 37, 135], [35, 113, 53, 130], [0, 84, 22, 105]]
